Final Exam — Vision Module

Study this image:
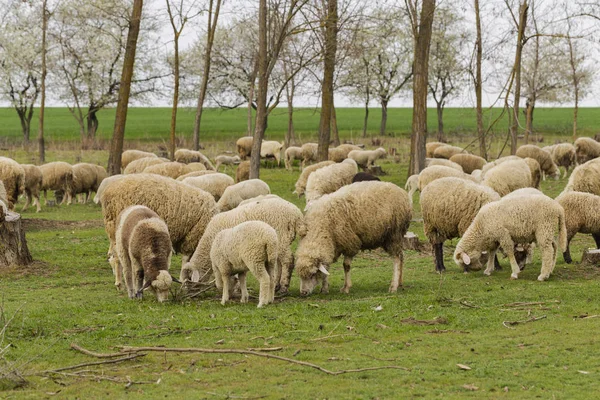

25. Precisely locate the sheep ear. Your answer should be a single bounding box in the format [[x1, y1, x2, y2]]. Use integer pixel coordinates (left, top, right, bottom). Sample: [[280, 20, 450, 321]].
[[515, 245, 525, 252], [317, 264, 330, 276], [171, 275, 181, 284], [191, 270, 200, 283], [461, 253, 471, 265]]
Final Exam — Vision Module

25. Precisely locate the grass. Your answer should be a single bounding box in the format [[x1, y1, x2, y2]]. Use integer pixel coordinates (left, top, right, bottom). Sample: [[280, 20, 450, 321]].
[[1, 144, 600, 398]]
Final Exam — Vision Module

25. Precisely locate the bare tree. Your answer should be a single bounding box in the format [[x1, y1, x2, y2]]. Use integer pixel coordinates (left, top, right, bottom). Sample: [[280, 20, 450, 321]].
[[473, 0, 485, 158], [38, 0, 48, 162], [317, 0, 337, 161]]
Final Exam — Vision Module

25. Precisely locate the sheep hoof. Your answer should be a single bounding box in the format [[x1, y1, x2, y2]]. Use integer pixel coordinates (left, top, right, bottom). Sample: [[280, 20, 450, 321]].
[[537, 274, 549, 281], [388, 285, 399, 293], [340, 286, 350, 294], [135, 292, 143, 299], [510, 273, 519, 280], [257, 303, 265, 308], [483, 270, 492, 276]]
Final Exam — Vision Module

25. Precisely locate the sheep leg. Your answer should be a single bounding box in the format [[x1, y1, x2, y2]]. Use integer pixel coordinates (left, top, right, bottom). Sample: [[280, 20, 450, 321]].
[[433, 242, 446, 273], [340, 256, 353, 294], [21, 191, 31, 212], [34, 195, 41, 213], [484, 249, 498, 276], [255, 266, 272, 308], [220, 271, 230, 305], [278, 248, 294, 294], [238, 272, 249, 304], [538, 240, 556, 281], [498, 234, 519, 279], [122, 255, 136, 299], [43, 189, 48, 205], [563, 234, 574, 264], [593, 233, 600, 249], [389, 252, 404, 293], [320, 274, 329, 294], [268, 260, 277, 304]]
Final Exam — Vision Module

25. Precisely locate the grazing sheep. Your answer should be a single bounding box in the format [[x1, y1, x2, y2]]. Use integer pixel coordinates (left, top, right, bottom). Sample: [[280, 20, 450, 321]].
[[449, 154, 487, 174], [329, 144, 362, 162], [211, 221, 278, 307], [182, 173, 235, 201], [102, 174, 217, 289], [300, 143, 319, 169], [522, 157, 542, 189], [284, 147, 303, 170], [70, 163, 100, 203], [261, 140, 284, 166], [236, 161, 250, 183], [548, 143, 577, 177], [296, 181, 411, 295], [454, 194, 567, 281], [562, 158, 600, 195], [215, 155, 241, 171], [216, 179, 271, 212], [237, 194, 280, 207], [433, 145, 467, 159], [20, 164, 42, 212], [236, 136, 254, 160], [426, 142, 447, 158], [421, 177, 500, 272], [404, 174, 419, 206], [351, 172, 380, 183], [123, 157, 166, 174], [482, 159, 532, 197], [425, 158, 463, 171], [175, 149, 216, 170], [115, 205, 176, 302], [40, 161, 73, 205], [347, 148, 387, 169], [305, 158, 358, 206], [293, 161, 335, 197], [0, 157, 25, 210], [93, 174, 126, 205], [121, 150, 158, 170], [481, 156, 521, 176], [143, 162, 195, 179], [556, 191, 600, 263], [417, 165, 478, 192], [574, 137, 600, 164], [516, 144, 560, 180], [176, 170, 217, 181], [0, 199, 6, 222], [182, 196, 305, 293], [0, 181, 7, 206]]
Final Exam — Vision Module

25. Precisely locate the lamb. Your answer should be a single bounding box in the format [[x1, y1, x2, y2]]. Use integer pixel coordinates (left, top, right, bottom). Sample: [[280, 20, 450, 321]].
[[181, 173, 235, 201], [121, 150, 157, 170], [236, 161, 250, 183], [102, 174, 217, 289], [433, 145, 467, 159], [215, 155, 241, 171], [284, 146, 303, 170], [296, 181, 411, 295], [347, 147, 387, 169], [420, 177, 500, 272], [426, 142, 447, 158], [293, 161, 335, 197], [562, 158, 600, 195], [143, 162, 197, 179], [300, 143, 319, 169], [211, 220, 278, 307], [548, 143, 577, 177], [115, 205, 177, 302], [453, 194, 566, 281], [516, 144, 560, 180], [305, 158, 358, 205], [176, 170, 217, 181], [556, 191, 600, 264], [20, 164, 42, 212], [449, 154, 487, 174], [216, 179, 271, 212], [574, 137, 600, 164], [174, 149, 216, 170], [351, 172, 380, 183], [425, 158, 463, 171], [39, 161, 73, 205], [123, 157, 166, 174], [0, 157, 25, 210], [181, 196, 305, 293], [482, 159, 532, 197], [329, 144, 362, 162], [261, 140, 284, 166], [236, 136, 254, 160]]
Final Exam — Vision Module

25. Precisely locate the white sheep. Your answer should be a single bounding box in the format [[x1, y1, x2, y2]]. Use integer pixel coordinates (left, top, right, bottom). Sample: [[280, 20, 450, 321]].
[[176, 170, 217, 181], [216, 179, 271, 212], [236, 136, 254, 160], [182, 173, 235, 201], [20, 164, 42, 212], [236, 161, 250, 183], [454, 194, 567, 281], [425, 158, 464, 171], [93, 174, 126, 205], [305, 158, 358, 206], [284, 146, 303, 170], [574, 137, 600, 164], [70, 163, 101, 203], [556, 191, 600, 264], [516, 144, 560, 180], [449, 154, 487, 174], [328, 144, 362, 162], [296, 181, 412, 295], [347, 147, 387, 169], [215, 155, 241, 172], [482, 159, 532, 197], [417, 165, 478, 192], [143, 162, 199, 179], [39, 161, 73, 205], [211, 220, 278, 307], [293, 161, 335, 197], [300, 143, 319, 169], [562, 158, 600, 195], [548, 143, 577, 177], [123, 157, 166, 174], [260, 140, 284, 166], [433, 145, 467, 159], [175, 149, 216, 170], [121, 150, 158, 170], [426, 142, 447, 158], [115, 205, 177, 302], [0, 157, 25, 210]]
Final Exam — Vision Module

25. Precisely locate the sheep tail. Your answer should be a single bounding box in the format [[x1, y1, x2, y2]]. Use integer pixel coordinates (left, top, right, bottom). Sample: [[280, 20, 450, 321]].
[[558, 207, 567, 252], [266, 239, 279, 271]]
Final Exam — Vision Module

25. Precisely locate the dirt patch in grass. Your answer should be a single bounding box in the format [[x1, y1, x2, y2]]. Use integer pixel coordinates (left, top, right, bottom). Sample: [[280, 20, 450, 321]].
[[23, 219, 104, 232], [0, 260, 57, 278]]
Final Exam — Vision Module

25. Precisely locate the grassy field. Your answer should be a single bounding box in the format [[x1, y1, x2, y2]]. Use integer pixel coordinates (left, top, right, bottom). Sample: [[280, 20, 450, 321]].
[[1, 145, 600, 398]]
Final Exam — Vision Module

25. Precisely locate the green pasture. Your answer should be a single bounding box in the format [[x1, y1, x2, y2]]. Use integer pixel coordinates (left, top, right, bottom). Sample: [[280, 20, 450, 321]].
[[1, 147, 600, 398]]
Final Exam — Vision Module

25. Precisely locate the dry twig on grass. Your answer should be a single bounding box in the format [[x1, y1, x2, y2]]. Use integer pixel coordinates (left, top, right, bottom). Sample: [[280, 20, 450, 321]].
[[503, 301, 559, 308], [70, 343, 124, 358], [400, 317, 448, 326], [502, 315, 547, 329], [31, 353, 146, 375]]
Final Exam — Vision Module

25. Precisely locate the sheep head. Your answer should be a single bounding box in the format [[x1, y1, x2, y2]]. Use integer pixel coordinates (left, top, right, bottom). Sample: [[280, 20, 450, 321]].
[[296, 253, 329, 296], [453, 248, 483, 271]]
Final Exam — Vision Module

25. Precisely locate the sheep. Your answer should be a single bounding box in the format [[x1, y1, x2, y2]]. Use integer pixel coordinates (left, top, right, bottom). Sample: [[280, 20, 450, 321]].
[[351, 172, 380, 183], [93, 174, 126, 205], [347, 148, 387, 169], [433, 144, 467, 159], [101, 174, 217, 289], [404, 174, 419, 206], [70, 163, 99, 203], [295, 181, 411, 295], [40, 161, 73, 205], [181, 196, 305, 293], [176, 170, 218, 181], [481, 156, 540, 187], [0, 157, 25, 210], [0, 181, 7, 207], [236, 136, 254, 160], [20, 164, 42, 212], [115, 205, 177, 302], [556, 191, 600, 264], [143, 162, 196, 179], [211, 221, 278, 307], [481, 156, 521, 176], [420, 177, 500, 272], [121, 150, 158, 170], [417, 165, 478, 193], [574, 137, 600, 164], [236, 161, 250, 183], [425, 158, 463, 171], [123, 157, 166, 174], [548, 143, 577, 177], [562, 158, 600, 195], [454, 194, 567, 281], [181, 173, 235, 201], [305, 158, 358, 206], [293, 161, 335, 197], [174, 149, 216, 170], [0, 199, 6, 222], [216, 179, 271, 212], [516, 144, 560, 180], [482, 159, 532, 197], [261, 140, 284, 166], [215, 155, 241, 172], [449, 154, 487, 174], [329, 144, 362, 162], [300, 143, 319, 169], [237, 194, 280, 207], [284, 146, 303, 170], [426, 142, 447, 158]]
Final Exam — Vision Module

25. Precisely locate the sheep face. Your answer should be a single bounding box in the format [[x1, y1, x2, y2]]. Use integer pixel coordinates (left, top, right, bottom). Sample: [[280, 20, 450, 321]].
[[148, 270, 172, 303], [453, 249, 483, 271], [297, 256, 329, 295]]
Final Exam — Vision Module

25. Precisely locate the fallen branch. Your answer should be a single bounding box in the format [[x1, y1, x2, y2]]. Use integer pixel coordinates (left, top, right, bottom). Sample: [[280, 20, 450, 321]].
[[246, 347, 283, 352], [573, 314, 600, 320], [502, 315, 547, 329], [70, 343, 124, 359], [44, 370, 154, 386], [310, 333, 358, 342], [503, 301, 559, 308], [31, 353, 145, 375], [117, 346, 410, 375], [400, 317, 448, 326]]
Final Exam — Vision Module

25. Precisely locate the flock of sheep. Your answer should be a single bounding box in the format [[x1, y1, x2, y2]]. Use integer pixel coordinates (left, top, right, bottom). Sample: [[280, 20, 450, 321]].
[[1, 134, 600, 307]]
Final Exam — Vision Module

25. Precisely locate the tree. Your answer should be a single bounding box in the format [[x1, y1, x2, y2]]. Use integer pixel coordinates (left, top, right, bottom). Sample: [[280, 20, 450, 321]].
[[407, 0, 436, 176], [107, 0, 144, 176], [473, 0, 485, 158], [38, 0, 49, 163], [317, 0, 337, 161]]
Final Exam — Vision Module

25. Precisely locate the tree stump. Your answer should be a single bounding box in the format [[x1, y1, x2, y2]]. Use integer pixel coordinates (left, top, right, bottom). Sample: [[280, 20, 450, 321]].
[[581, 249, 600, 267], [0, 211, 33, 268], [403, 232, 431, 253]]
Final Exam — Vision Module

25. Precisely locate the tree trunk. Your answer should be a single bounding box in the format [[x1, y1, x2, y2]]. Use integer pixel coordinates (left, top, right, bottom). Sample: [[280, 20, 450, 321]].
[[17, 110, 30, 143], [285, 80, 295, 147], [317, 0, 338, 162], [38, 0, 47, 163], [362, 90, 369, 138], [573, 88, 579, 141], [408, 0, 436, 176], [86, 109, 99, 142], [524, 97, 534, 143], [436, 102, 444, 142], [474, 0, 485, 159], [169, 32, 180, 161], [107, 0, 143, 176], [246, 63, 258, 136], [0, 212, 33, 268], [509, 1, 528, 155], [331, 98, 340, 146]]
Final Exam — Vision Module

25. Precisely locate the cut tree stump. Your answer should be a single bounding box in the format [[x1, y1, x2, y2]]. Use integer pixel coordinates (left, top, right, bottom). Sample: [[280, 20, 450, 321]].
[[403, 232, 431, 253], [0, 211, 33, 268], [581, 249, 600, 266]]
